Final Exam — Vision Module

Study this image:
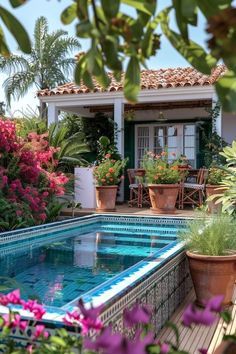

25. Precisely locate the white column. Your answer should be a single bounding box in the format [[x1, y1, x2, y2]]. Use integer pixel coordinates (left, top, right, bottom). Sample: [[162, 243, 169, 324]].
[[114, 98, 124, 202], [47, 103, 59, 127], [114, 98, 124, 156], [212, 93, 222, 137]]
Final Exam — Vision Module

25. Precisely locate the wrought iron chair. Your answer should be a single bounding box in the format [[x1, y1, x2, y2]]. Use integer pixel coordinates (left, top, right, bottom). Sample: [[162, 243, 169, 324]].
[[127, 169, 146, 208], [181, 168, 208, 208]]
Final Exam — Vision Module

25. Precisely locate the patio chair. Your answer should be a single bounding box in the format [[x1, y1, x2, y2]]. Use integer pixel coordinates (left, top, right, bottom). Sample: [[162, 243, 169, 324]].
[[127, 169, 146, 208], [180, 168, 208, 208]]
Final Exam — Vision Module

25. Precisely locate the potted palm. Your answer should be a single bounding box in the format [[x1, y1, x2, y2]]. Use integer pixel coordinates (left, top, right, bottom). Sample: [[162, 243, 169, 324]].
[[93, 155, 127, 212], [179, 214, 236, 307], [142, 151, 181, 214], [206, 167, 226, 213]]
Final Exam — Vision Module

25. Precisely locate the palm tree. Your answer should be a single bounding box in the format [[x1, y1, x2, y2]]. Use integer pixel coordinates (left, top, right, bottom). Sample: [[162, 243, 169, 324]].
[[0, 16, 80, 119]]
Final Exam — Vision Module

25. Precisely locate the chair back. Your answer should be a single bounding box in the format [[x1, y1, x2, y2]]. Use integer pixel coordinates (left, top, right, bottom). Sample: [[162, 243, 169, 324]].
[[127, 169, 145, 185], [196, 168, 208, 185]]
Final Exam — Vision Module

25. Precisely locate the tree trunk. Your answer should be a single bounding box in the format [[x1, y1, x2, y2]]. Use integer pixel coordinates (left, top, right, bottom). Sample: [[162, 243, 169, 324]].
[[39, 101, 47, 122]]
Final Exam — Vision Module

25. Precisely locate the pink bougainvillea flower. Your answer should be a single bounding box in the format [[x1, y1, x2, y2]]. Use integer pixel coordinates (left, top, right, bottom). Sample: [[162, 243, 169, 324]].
[[84, 326, 124, 353], [77, 299, 103, 321], [160, 342, 170, 354], [182, 304, 216, 327], [124, 303, 152, 327], [199, 348, 208, 354], [63, 310, 82, 326], [0, 294, 9, 306], [80, 316, 103, 334], [205, 295, 224, 313], [2, 313, 28, 332], [34, 324, 49, 339], [23, 299, 46, 320], [6, 289, 22, 305]]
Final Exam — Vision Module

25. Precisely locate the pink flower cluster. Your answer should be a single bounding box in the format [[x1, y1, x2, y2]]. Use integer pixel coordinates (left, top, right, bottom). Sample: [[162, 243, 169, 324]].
[[0, 120, 19, 152], [0, 119, 69, 226]]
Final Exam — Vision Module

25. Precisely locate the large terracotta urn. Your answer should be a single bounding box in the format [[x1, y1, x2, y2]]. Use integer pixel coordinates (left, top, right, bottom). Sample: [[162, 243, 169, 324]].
[[187, 251, 236, 307], [206, 185, 227, 214], [95, 185, 118, 212], [214, 341, 236, 354], [148, 184, 179, 214]]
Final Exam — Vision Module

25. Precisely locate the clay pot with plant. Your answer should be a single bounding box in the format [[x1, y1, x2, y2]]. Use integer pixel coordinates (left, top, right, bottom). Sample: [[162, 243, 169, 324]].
[[93, 156, 127, 212], [206, 167, 227, 213], [179, 214, 236, 307], [142, 151, 181, 214]]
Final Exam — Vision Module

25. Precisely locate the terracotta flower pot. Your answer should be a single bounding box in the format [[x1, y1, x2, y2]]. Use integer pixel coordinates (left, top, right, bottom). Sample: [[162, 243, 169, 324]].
[[95, 185, 118, 212], [148, 184, 179, 214], [214, 341, 236, 354], [206, 185, 227, 214], [186, 251, 236, 307]]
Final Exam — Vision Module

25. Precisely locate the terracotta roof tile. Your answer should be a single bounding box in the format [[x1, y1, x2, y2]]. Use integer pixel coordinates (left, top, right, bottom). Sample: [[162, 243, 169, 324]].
[[37, 66, 226, 97]]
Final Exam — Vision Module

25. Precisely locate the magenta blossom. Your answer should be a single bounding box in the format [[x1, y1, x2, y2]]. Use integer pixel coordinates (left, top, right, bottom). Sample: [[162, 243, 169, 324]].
[[182, 304, 216, 327], [77, 299, 103, 321], [63, 310, 82, 326], [23, 299, 46, 320], [124, 303, 152, 327], [34, 324, 49, 339], [199, 349, 208, 354], [205, 295, 224, 313], [80, 316, 103, 334], [84, 326, 124, 353], [160, 342, 170, 354], [2, 313, 28, 332], [6, 289, 22, 305]]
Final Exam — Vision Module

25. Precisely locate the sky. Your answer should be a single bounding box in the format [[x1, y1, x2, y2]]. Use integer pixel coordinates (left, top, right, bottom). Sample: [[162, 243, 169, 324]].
[[0, 0, 208, 116]]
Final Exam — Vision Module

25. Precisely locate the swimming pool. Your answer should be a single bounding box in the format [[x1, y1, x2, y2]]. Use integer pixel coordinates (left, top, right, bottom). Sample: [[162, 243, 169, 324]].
[[0, 214, 192, 331]]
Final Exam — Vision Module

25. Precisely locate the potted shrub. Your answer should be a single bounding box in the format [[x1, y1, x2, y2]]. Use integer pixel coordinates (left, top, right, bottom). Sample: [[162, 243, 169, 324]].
[[206, 167, 226, 213], [142, 151, 181, 214], [179, 214, 236, 307], [93, 155, 127, 212]]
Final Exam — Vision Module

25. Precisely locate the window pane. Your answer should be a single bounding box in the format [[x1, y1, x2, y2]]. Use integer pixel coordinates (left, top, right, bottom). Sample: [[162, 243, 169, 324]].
[[184, 136, 195, 148], [184, 147, 195, 159], [184, 125, 195, 135]]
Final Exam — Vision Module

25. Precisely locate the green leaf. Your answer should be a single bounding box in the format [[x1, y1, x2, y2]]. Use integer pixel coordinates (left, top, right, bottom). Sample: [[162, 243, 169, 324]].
[[50, 336, 67, 347], [220, 310, 231, 324], [0, 26, 10, 56], [160, 9, 216, 74], [173, 0, 189, 41], [101, 0, 120, 19], [122, 0, 154, 15], [215, 70, 236, 112], [179, 0, 197, 25], [82, 70, 94, 90], [0, 6, 31, 53], [124, 56, 140, 103], [102, 39, 122, 71], [9, 0, 27, 8], [76, 20, 93, 38], [61, 3, 77, 24], [165, 321, 180, 347], [76, 0, 89, 21], [196, 0, 232, 18]]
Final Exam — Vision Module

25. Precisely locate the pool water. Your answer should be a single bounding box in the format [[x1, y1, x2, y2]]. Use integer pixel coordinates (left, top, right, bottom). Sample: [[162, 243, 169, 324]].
[[0, 222, 180, 307]]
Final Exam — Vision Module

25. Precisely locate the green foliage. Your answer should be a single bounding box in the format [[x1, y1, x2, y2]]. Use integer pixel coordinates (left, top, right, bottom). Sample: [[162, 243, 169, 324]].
[[97, 135, 121, 162], [200, 102, 227, 167], [0, 16, 80, 108], [49, 123, 90, 171], [207, 167, 226, 185], [94, 157, 128, 186], [179, 214, 236, 256], [141, 151, 181, 184], [212, 141, 236, 214]]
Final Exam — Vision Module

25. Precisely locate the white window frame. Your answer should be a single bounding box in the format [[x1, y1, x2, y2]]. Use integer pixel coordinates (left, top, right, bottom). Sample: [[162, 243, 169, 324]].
[[135, 123, 196, 168]]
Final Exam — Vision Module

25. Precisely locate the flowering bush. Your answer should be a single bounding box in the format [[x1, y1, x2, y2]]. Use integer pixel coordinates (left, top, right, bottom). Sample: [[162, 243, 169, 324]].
[[207, 167, 226, 185], [0, 119, 69, 230], [94, 155, 128, 186], [141, 151, 181, 184], [0, 289, 234, 353]]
